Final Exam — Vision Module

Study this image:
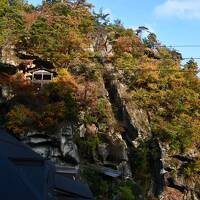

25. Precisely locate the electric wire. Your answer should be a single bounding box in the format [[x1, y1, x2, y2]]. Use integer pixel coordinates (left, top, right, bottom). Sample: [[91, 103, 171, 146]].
[[156, 45, 200, 48]]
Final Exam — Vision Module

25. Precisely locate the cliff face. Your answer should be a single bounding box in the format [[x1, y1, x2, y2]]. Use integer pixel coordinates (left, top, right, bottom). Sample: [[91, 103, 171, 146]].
[[103, 65, 165, 197], [21, 122, 79, 166], [1, 47, 199, 200], [102, 65, 199, 200], [160, 142, 200, 200], [0, 6, 199, 199], [13, 62, 198, 200]]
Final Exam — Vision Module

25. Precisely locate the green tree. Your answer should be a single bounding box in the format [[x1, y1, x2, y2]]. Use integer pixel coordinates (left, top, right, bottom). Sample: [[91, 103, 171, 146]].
[[143, 32, 159, 48], [0, 0, 25, 47]]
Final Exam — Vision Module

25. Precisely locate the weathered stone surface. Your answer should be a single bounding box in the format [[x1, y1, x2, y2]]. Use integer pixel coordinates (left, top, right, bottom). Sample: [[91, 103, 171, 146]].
[[28, 137, 52, 144], [86, 123, 97, 137], [104, 65, 151, 148], [162, 187, 184, 200], [108, 141, 129, 162], [0, 86, 13, 100], [31, 146, 50, 158], [22, 122, 80, 165], [159, 141, 200, 200], [15, 61, 198, 200], [112, 80, 151, 146], [104, 66, 178, 198], [162, 187, 199, 200], [79, 124, 86, 138], [98, 143, 109, 162], [1, 45, 18, 66], [102, 131, 129, 163], [92, 33, 113, 58], [118, 161, 132, 179], [59, 122, 80, 164]]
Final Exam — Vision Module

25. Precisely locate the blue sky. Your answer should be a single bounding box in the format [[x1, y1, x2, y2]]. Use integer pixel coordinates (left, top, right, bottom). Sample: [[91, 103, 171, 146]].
[[29, 0, 200, 67]]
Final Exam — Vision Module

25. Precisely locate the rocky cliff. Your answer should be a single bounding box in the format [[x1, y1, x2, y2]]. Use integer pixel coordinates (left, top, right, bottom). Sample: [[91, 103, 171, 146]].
[[0, 2, 199, 198], [7, 60, 197, 200], [1, 46, 199, 200]]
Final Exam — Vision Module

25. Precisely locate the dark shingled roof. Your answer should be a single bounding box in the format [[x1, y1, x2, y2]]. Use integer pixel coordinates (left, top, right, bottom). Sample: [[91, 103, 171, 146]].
[[0, 129, 93, 200]]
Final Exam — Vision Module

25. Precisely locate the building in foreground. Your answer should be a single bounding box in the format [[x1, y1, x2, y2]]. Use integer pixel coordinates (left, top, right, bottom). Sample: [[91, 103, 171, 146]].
[[0, 129, 93, 200]]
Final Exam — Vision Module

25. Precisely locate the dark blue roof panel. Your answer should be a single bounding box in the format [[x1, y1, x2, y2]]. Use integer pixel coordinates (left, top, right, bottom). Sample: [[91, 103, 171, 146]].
[[55, 174, 93, 199], [0, 129, 43, 160], [0, 129, 93, 200], [0, 155, 42, 200]]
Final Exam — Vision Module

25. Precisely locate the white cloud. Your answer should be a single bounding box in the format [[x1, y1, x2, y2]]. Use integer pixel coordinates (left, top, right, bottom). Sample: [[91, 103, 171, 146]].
[[155, 0, 200, 19]]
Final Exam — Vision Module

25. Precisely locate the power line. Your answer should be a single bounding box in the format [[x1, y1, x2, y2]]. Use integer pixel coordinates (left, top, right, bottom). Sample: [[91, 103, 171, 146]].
[[94, 66, 200, 73], [182, 58, 200, 60], [115, 69, 200, 72], [156, 45, 200, 48], [142, 44, 200, 59]]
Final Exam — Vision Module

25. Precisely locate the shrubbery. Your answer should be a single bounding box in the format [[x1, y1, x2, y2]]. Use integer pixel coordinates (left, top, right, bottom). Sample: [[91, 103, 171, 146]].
[[7, 105, 36, 134], [76, 134, 100, 161], [6, 69, 77, 134], [82, 168, 138, 200], [119, 185, 135, 200]]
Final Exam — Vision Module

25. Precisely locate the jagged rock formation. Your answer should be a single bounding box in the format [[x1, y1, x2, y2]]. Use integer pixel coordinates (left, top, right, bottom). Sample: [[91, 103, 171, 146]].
[[104, 63, 151, 147], [160, 142, 200, 200], [1, 49, 199, 200], [76, 75, 133, 180], [1, 2, 199, 198], [2, 51, 198, 200], [21, 122, 80, 167], [97, 62, 199, 199], [103, 64, 165, 198]]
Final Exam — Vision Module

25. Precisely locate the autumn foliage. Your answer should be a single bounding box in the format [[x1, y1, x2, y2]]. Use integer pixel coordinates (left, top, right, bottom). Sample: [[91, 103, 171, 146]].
[[6, 69, 78, 134], [0, 0, 199, 183]]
